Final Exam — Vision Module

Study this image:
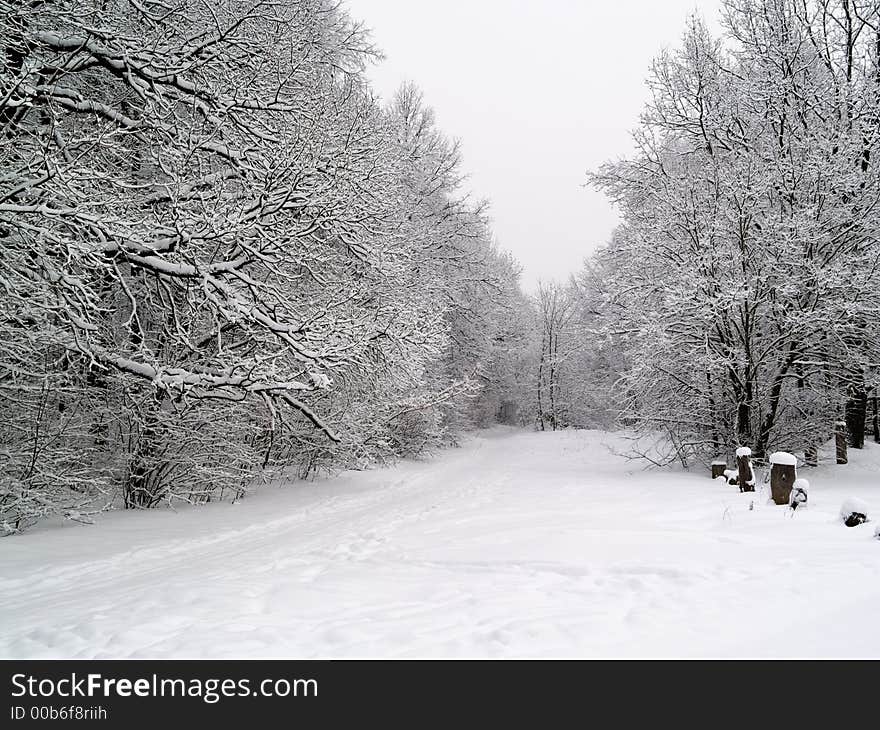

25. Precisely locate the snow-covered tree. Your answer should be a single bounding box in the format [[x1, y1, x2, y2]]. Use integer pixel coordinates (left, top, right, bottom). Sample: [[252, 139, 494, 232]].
[[0, 0, 531, 531], [582, 1, 880, 464]]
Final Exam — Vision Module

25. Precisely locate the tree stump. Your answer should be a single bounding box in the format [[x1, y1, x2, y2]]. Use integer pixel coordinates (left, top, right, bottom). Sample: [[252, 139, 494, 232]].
[[835, 421, 848, 465], [711, 459, 727, 480], [735, 447, 755, 493], [769, 452, 797, 506]]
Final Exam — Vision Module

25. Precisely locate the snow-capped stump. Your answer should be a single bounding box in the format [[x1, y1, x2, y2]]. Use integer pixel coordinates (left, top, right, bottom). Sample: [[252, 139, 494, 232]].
[[840, 498, 869, 527], [711, 459, 727, 480], [769, 451, 797, 505], [736, 446, 755, 493], [789, 478, 808, 511]]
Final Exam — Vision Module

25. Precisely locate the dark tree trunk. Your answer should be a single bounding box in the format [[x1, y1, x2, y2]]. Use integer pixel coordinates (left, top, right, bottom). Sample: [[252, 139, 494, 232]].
[[755, 357, 792, 459], [872, 395, 879, 444], [845, 387, 867, 449], [835, 421, 848, 465], [804, 445, 818, 467], [548, 329, 557, 431], [736, 401, 751, 446], [536, 332, 546, 431]]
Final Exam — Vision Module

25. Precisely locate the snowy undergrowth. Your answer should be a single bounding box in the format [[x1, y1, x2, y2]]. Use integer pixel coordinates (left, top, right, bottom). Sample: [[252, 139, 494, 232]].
[[1, 428, 878, 658]]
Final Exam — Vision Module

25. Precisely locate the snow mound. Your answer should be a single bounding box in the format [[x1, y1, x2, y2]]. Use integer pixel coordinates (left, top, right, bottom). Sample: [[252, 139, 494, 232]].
[[840, 498, 869, 526], [769, 451, 797, 466], [735, 447, 752, 457], [840, 497, 868, 519], [793, 478, 809, 492]]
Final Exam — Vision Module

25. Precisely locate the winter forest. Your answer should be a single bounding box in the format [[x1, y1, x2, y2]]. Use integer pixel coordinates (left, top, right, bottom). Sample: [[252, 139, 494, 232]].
[[3, 0, 880, 535], [2, 0, 533, 531], [5, 0, 880, 663]]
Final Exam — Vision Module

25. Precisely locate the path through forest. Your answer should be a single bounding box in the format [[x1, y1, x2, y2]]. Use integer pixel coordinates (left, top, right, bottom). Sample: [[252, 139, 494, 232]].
[[2, 428, 879, 658]]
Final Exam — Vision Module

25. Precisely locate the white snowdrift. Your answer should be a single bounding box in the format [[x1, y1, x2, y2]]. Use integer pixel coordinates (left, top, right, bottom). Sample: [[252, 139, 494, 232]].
[[840, 497, 869, 520]]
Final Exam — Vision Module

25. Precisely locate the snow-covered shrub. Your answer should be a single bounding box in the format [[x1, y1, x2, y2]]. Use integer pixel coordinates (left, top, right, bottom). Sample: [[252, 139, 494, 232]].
[[0, 346, 117, 533], [789, 479, 809, 511], [840, 498, 869, 528]]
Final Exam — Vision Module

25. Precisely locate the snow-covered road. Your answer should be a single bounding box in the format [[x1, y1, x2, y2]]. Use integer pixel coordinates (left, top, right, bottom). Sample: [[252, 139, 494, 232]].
[[2, 428, 879, 658]]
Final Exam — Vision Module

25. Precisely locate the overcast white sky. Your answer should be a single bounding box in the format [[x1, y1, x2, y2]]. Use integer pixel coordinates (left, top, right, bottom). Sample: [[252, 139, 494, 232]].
[[346, 1, 722, 289]]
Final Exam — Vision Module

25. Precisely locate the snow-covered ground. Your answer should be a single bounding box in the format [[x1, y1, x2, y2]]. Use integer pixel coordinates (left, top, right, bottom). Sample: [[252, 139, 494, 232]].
[[2, 428, 879, 658]]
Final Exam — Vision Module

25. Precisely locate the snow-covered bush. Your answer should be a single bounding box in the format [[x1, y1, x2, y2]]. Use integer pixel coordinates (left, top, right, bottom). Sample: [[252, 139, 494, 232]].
[[790, 479, 809, 511], [840, 498, 869, 528]]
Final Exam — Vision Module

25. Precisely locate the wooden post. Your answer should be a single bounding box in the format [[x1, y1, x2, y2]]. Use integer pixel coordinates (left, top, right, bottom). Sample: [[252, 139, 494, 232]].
[[736, 447, 755, 493], [769, 452, 797, 506], [711, 459, 727, 480], [804, 445, 818, 467], [835, 421, 848, 465]]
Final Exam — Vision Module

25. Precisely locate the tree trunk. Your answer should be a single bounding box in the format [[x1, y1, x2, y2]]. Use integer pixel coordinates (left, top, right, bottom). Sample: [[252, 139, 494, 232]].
[[536, 332, 546, 431], [755, 361, 791, 459], [736, 401, 751, 447], [835, 421, 848, 465], [548, 327, 557, 431], [804, 445, 818, 467], [872, 395, 879, 444], [845, 387, 867, 449]]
